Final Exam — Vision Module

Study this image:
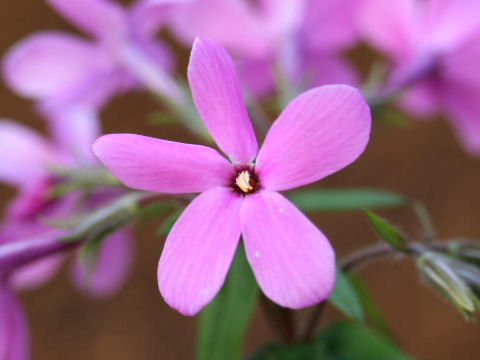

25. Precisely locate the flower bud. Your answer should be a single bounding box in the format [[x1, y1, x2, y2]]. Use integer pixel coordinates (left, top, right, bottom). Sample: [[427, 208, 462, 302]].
[[417, 252, 480, 318]]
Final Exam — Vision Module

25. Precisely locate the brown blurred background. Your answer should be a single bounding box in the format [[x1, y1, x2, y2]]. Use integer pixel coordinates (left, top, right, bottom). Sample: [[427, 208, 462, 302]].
[[1, 1, 480, 359]]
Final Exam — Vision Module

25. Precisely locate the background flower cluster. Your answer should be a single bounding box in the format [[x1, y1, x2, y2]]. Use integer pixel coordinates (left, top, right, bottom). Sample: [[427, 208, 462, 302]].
[[1, 0, 480, 359]]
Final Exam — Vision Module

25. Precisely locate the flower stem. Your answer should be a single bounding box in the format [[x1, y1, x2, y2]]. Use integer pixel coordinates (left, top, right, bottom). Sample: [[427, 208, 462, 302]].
[[260, 294, 296, 344], [301, 240, 452, 341]]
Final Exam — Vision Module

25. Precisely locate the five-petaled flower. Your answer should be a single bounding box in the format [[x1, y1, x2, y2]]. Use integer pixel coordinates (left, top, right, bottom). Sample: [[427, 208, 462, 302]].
[[360, 0, 480, 154], [93, 38, 371, 315]]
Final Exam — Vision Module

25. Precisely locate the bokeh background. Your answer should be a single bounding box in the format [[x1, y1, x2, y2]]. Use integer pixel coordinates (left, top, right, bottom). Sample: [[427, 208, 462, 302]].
[[1, 1, 480, 359]]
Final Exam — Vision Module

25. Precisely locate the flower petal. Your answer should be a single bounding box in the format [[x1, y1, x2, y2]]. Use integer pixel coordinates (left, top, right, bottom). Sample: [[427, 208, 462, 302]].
[[256, 85, 371, 191], [158, 187, 242, 315], [301, 0, 362, 52], [0, 224, 67, 291], [10, 255, 64, 291], [71, 229, 133, 298], [46, 107, 102, 165], [169, 0, 270, 58], [93, 134, 232, 193], [46, 0, 126, 40], [424, 0, 480, 50], [2, 32, 114, 101], [359, 0, 418, 61], [238, 58, 275, 99], [240, 190, 335, 308], [398, 80, 439, 118], [443, 33, 480, 91], [188, 37, 258, 163], [0, 120, 57, 187], [442, 84, 480, 155], [0, 286, 29, 360], [129, 0, 193, 39], [303, 53, 359, 88]]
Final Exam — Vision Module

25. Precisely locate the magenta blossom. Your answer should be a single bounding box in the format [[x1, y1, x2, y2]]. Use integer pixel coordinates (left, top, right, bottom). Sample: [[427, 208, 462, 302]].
[[360, 0, 480, 154], [93, 38, 371, 315], [139, 0, 362, 98], [2, 0, 181, 123], [0, 283, 28, 360], [0, 116, 132, 298]]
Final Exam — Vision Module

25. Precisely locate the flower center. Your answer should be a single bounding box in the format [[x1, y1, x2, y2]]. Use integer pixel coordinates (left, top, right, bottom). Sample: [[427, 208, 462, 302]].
[[231, 167, 259, 196]]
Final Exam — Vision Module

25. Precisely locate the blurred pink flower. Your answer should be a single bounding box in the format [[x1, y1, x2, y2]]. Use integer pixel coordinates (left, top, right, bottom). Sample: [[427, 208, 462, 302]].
[[2, 0, 181, 120], [0, 115, 132, 298], [0, 283, 28, 360], [93, 38, 371, 315], [361, 0, 480, 154], [138, 0, 362, 98]]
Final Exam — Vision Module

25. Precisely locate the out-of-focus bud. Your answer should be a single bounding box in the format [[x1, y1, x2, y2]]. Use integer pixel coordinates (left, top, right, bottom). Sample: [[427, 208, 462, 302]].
[[448, 241, 480, 267], [417, 252, 480, 319]]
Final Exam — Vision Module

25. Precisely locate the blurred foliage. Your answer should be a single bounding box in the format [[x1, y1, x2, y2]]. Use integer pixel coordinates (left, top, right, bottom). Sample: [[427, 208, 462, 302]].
[[364, 210, 407, 251], [197, 243, 259, 360], [247, 321, 412, 360], [288, 188, 406, 212], [328, 267, 364, 323]]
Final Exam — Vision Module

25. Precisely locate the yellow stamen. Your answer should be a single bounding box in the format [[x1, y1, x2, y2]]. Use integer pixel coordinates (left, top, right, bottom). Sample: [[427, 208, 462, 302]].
[[235, 171, 253, 193]]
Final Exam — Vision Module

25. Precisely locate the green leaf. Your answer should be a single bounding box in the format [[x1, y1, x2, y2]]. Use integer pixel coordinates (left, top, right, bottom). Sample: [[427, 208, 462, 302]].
[[196, 243, 259, 360], [156, 208, 184, 236], [314, 322, 413, 360], [288, 189, 406, 212], [349, 275, 391, 338], [247, 322, 413, 360], [364, 210, 407, 251], [328, 268, 364, 323]]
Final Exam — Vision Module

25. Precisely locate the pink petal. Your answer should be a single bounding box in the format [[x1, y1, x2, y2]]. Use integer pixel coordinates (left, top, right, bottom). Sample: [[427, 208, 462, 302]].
[[258, 0, 304, 40], [0, 286, 29, 360], [301, 0, 363, 52], [424, 0, 480, 50], [398, 80, 439, 118], [256, 85, 371, 191], [238, 58, 275, 99], [46, 0, 126, 40], [129, 0, 193, 39], [114, 41, 183, 104], [10, 255, 64, 291], [71, 229, 133, 298], [443, 33, 480, 91], [0, 225, 68, 291], [359, 0, 418, 61], [0, 120, 57, 187], [240, 190, 335, 308], [93, 134, 232, 193], [302, 53, 359, 88], [442, 84, 480, 155], [2, 32, 114, 101], [158, 187, 242, 315], [46, 107, 101, 165], [169, 0, 270, 59], [188, 38, 258, 164]]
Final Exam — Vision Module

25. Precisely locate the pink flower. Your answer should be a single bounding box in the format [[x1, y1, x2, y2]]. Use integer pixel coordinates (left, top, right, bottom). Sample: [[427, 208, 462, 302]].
[[0, 283, 28, 360], [2, 0, 180, 120], [0, 116, 132, 298], [139, 0, 362, 98], [360, 0, 480, 154], [93, 38, 371, 315]]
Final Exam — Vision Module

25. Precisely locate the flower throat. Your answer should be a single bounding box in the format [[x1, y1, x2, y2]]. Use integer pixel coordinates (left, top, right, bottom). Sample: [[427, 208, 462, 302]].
[[231, 167, 259, 196]]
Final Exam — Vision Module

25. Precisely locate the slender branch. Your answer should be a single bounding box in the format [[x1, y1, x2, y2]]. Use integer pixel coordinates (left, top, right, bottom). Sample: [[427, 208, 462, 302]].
[[0, 192, 189, 276], [0, 231, 77, 274], [300, 300, 327, 342], [260, 294, 296, 344], [301, 240, 453, 341], [341, 243, 398, 272]]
